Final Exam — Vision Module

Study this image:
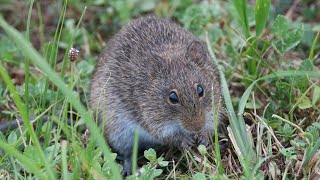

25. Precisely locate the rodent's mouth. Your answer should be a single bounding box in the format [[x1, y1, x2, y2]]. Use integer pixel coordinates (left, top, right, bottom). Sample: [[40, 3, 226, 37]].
[[178, 122, 203, 135]]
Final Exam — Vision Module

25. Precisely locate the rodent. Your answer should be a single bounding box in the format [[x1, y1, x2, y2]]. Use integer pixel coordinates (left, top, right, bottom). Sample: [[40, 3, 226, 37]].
[[89, 16, 224, 175]]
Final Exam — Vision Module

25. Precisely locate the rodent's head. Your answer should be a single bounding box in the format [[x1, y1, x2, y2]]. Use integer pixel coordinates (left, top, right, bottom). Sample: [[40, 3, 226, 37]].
[[142, 40, 222, 134]]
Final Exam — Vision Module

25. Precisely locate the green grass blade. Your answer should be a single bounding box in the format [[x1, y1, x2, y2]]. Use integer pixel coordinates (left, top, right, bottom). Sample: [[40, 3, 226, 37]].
[[61, 140, 69, 180], [36, 1, 45, 53], [250, 155, 272, 178], [0, 63, 56, 179], [255, 0, 270, 36], [206, 32, 254, 177], [232, 0, 250, 37], [60, 6, 87, 78], [303, 138, 320, 167], [41, 0, 67, 114], [238, 70, 320, 116], [24, 0, 34, 118], [0, 141, 47, 179], [309, 32, 319, 62], [0, 15, 122, 179], [213, 103, 224, 174], [132, 128, 140, 175]]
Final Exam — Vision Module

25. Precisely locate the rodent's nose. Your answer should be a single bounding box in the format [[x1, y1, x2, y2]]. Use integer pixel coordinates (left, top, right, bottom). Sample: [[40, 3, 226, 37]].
[[183, 120, 205, 133], [192, 125, 203, 133], [182, 113, 206, 133]]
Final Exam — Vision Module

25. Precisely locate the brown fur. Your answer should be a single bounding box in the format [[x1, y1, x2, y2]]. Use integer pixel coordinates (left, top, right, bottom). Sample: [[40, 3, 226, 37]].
[[89, 16, 223, 175]]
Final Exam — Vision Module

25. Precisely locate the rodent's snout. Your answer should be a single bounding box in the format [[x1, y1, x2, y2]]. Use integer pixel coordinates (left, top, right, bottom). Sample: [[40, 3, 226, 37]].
[[191, 124, 204, 133], [182, 118, 205, 134]]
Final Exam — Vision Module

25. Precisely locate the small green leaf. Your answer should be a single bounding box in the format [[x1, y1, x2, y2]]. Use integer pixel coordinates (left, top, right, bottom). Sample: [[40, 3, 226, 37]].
[[0, 36, 17, 60], [44, 144, 60, 158], [77, 60, 95, 77], [102, 162, 111, 175], [279, 147, 296, 160], [192, 173, 207, 180], [158, 160, 169, 167], [312, 122, 320, 129], [139, 166, 163, 179], [290, 139, 307, 148], [312, 86, 320, 105], [293, 59, 314, 92], [181, 3, 212, 36], [102, 161, 122, 178], [300, 59, 314, 71], [156, 156, 168, 166], [7, 131, 17, 144], [139, 0, 156, 11], [144, 148, 157, 162], [298, 96, 312, 109], [272, 15, 304, 55], [23, 145, 42, 166], [157, 157, 164, 162], [93, 147, 103, 160], [272, 15, 288, 39], [285, 25, 304, 50], [91, 160, 102, 173], [282, 124, 293, 136], [149, 168, 163, 178], [245, 98, 263, 109], [255, 0, 270, 36], [197, 144, 207, 156], [41, 121, 51, 133]]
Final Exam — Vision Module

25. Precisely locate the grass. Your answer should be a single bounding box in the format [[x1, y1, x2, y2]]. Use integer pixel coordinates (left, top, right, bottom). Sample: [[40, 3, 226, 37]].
[[0, 0, 319, 179]]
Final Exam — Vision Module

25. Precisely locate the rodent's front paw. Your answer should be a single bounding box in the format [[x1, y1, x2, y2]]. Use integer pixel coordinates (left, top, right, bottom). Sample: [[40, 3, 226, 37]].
[[121, 157, 132, 176], [181, 135, 196, 150], [196, 134, 209, 147]]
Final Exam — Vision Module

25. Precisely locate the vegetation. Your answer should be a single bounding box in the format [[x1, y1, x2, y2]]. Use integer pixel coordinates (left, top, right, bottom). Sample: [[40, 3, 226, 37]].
[[0, 0, 319, 179]]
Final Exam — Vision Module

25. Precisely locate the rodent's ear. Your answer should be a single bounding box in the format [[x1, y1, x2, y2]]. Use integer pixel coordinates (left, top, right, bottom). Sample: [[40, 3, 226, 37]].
[[186, 41, 208, 66]]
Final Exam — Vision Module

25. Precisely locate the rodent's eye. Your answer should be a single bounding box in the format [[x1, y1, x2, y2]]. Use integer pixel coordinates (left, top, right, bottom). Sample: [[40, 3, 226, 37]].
[[169, 91, 179, 104], [197, 85, 204, 97]]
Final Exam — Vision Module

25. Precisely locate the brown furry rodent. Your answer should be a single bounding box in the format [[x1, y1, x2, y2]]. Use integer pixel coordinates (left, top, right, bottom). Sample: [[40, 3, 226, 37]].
[[89, 16, 224, 175]]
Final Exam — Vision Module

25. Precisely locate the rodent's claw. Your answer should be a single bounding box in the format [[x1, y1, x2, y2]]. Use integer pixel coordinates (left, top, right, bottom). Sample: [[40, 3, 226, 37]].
[[196, 134, 209, 147], [181, 135, 196, 150]]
